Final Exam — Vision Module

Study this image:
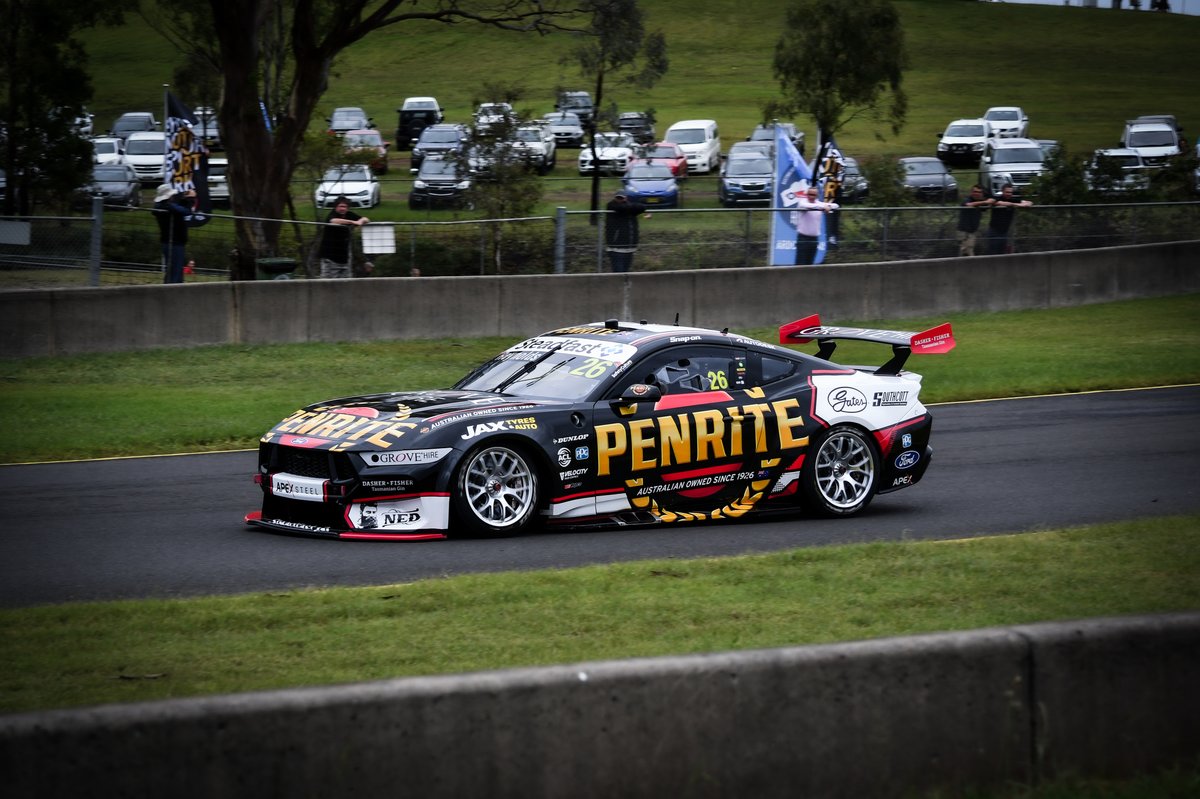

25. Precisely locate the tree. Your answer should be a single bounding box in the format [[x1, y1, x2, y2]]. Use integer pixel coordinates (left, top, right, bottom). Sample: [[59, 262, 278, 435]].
[[194, 0, 578, 280], [562, 0, 668, 212], [0, 0, 136, 214], [767, 0, 907, 150]]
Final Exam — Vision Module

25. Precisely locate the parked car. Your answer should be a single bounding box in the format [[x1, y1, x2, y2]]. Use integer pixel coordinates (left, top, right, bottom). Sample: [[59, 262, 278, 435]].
[[123, 131, 168, 184], [663, 119, 722, 174], [1036, 139, 1062, 161], [74, 163, 140, 209], [474, 102, 514, 133], [726, 141, 773, 160], [936, 118, 991, 166], [899, 156, 958, 203], [327, 107, 373, 136], [1085, 148, 1151, 194], [838, 156, 869, 204], [638, 142, 688, 178], [983, 106, 1029, 138], [410, 123, 469, 173], [718, 155, 773, 207], [978, 137, 1046, 195], [207, 157, 230, 205], [617, 112, 655, 145], [110, 112, 159, 142], [1120, 117, 1182, 167], [620, 161, 680, 208], [193, 106, 221, 149], [314, 164, 380, 208], [409, 156, 473, 210], [748, 122, 805, 157], [91, 136, 125, 165], [508, 124, 557, 174], [578, 131, 637, 175], [541, 112, 585, 148], [555, 91, 594, 126], [247, 315, 954, 539], [394, 96, 443, 150], [343, 128, 390, 174]]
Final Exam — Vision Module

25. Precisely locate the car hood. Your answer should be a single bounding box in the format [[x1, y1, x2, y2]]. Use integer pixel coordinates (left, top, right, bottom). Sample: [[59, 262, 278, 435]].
[[263, 390, 558, 452]]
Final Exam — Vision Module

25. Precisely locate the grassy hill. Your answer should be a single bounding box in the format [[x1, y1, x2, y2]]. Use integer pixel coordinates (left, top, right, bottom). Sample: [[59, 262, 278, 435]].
[[81, 0, 1200, 162]]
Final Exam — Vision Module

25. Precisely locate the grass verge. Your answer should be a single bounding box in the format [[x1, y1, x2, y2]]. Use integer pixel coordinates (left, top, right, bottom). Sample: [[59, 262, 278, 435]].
[[2, 294, 1199, 463], [1, 514, 1197, 715]]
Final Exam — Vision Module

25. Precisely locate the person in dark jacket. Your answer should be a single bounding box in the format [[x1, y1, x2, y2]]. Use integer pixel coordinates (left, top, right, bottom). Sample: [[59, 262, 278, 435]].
[[604, 192, 648, 273], [152, 184, 195, 284]]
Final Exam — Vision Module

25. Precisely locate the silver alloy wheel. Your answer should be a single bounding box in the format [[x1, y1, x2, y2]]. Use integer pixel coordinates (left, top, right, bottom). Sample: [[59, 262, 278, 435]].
[[813, 429, 876, 510], [461, 446, 536, 529]]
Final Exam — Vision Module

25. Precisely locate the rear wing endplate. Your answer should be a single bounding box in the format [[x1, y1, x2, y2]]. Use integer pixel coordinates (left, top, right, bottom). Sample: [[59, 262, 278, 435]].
[[779, 314, 955, 375]]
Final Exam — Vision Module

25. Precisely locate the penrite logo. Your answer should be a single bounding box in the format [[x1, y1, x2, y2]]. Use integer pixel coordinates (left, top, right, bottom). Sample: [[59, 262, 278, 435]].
[[829, 387, 867, 413]]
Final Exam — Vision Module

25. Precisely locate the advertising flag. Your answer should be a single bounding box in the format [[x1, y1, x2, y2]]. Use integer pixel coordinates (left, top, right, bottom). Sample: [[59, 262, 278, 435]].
[[165, 92, 210, 226], [811, 134, 847, 264], [769, 125, 813, 266]]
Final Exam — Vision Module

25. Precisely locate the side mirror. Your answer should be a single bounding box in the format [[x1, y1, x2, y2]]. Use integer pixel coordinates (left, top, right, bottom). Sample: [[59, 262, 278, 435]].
[[615, 383, 661, 404]]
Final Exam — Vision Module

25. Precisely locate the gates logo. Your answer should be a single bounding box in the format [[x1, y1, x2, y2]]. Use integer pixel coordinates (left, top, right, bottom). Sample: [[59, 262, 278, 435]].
[[829, 387, 867, 413]]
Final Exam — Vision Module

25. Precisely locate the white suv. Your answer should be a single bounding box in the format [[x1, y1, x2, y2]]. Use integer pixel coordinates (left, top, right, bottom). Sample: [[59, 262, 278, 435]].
[[978, 137, 1046, 194], [509, 124, 557, 174], [1120, 117, 1181, 168], [663, 119, 722, 174], [983, 106, 1029, 138], [936, 118, 991, 167], [124, 131, 168, 184]]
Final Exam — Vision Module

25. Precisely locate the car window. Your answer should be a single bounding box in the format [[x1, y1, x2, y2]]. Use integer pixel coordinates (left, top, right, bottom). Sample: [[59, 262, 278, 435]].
[[126, 138, 165, 155], [947, 125, 986, 137], [726, 158, 771, 177], [1128, 130, 1175, 147], [993, 148, 1043, 164], [666, 128, 705, 145], [627, 164, 672, 180], [759, 353, 797, 384], [455, 335, 639, 401], [616, 346, 749, 397]]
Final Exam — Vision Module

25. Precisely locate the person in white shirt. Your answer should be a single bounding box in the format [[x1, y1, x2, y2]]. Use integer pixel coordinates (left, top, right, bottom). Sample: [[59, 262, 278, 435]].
[[790, 183, 838, 264]]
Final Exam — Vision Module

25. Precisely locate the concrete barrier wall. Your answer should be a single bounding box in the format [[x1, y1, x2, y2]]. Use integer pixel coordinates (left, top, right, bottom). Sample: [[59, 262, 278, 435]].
[[2, 612, 1197, 798], [3, 240, 1198, 358]]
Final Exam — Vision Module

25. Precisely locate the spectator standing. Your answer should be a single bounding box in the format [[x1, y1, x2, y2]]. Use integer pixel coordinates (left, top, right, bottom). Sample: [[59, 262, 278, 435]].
[[986, 184, 1032, 255], [604, 192, 648, 273], [319, 197, 369, 279], [790, 183, 838, 265], [152, 184, 195, 284], [957, 184, 995, 257]]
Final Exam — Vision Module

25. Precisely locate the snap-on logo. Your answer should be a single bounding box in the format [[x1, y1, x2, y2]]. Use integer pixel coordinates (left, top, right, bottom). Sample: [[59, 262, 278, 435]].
[[829, 387, 867, 413]]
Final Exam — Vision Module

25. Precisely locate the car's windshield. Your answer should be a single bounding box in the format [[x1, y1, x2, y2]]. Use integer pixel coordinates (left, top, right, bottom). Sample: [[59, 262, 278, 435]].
[[322, 167, 368, 181], [946, 124, 986, 137], [595, 133, 631, 148], [331, 111, 364, 125], [726, 158, 771, 177], [114, 116, 150, 132], [545, 113, 580, 126], [94, 141, 118, 154], [93, 167, 128, 181], [345, 132, 382, 146], [993, 148, 1044, 164], [665, 128, 705, 145], [904, 161, 944, 175], [419, 160, 459, 178], [420, 129, 461, 144], [454, 336, 639, 401], [1128, 130, 1175, 147], [987, 110, 1019, 121], [627, 164, 672, 180], [514, 129, 541, 142], [125, 139, 164, 155], [646, 145, 679, 158]]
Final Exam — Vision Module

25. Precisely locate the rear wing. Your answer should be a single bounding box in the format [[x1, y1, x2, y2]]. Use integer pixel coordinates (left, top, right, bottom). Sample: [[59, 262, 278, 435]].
[[779, 314, 955, 375]]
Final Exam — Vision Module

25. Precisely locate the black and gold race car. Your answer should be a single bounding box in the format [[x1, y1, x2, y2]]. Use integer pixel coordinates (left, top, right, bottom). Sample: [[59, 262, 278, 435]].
[[246, 316, 955, 540]]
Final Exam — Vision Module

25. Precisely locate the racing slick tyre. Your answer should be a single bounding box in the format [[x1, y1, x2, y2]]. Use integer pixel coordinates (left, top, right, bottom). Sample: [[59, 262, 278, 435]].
[[451, 444, 541, 537], [800, 424, 879, 517]]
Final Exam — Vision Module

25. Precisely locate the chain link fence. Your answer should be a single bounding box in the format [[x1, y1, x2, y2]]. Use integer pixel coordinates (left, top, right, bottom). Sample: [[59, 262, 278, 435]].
[[2, 199, 1198, 287]]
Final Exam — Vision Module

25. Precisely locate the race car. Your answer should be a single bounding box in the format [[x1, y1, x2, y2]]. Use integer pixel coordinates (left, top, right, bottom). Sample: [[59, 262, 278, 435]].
[[246, 316, 955, 541]]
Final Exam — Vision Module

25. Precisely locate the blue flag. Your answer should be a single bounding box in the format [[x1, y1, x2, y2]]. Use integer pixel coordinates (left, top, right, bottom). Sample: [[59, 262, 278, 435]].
[[770, 126, 813, 266]]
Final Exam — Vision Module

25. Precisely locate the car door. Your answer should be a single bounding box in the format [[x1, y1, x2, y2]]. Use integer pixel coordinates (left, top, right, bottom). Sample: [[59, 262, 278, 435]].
[[589, 344, 807, 523]]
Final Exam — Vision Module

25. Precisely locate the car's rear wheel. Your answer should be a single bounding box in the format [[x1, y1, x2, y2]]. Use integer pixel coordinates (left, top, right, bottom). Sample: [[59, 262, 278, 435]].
[[451, 444, 541, 537], [800, 425, 878, 517]]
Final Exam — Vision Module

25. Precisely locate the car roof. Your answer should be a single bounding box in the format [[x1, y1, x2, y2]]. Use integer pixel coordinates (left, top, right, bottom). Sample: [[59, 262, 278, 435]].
[[668, 119, 717, 128], [988, 137, 1039, 148], [985, 106, 1022, 113], [126, 131, 165, 140]]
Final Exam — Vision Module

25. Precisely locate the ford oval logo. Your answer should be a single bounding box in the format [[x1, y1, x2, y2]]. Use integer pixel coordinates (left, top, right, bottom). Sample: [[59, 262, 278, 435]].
[[895, 451, 920, 470], [829, 387, 868, 413]]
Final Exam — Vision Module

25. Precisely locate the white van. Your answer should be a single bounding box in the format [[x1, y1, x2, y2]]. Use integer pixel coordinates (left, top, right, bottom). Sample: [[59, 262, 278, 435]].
[[124, 131, 168, 184], [664, 119, 722, 174]]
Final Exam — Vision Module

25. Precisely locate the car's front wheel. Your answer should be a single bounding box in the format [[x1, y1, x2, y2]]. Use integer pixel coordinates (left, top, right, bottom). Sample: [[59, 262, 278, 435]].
[[800, 425, 878, 517], [451, 444, 541, 537]]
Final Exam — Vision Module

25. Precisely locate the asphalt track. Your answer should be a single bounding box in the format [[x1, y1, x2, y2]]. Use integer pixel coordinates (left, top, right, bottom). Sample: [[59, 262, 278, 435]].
[[1, 386, 1197, 609]]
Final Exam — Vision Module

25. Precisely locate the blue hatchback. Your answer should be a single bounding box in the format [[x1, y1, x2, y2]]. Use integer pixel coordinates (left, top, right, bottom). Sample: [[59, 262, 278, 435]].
[[620, 162, 680, 208]]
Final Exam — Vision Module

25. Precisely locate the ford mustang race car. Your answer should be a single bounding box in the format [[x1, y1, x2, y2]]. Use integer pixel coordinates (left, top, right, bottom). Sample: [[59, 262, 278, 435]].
[[246, 316, 955, 540]]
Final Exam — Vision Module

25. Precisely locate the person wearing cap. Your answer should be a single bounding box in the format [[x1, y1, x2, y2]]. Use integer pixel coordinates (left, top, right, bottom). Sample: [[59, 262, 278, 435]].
[[319, 196, 369, 279], [790, 182, 838, 265], [152, 184, 196, 283], [604, 191, 649, 273]]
